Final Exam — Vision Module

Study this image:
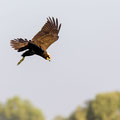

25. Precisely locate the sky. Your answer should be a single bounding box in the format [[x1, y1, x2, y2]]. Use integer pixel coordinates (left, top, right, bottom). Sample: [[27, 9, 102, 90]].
[[0, 0, 120, 120]]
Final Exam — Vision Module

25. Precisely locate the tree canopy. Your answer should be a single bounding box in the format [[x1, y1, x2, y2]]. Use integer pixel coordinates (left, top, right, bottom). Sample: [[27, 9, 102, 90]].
[[87, 92, 120, 120], [1, 92, 120, 120], [54, 92, 120, 120], [0, 96, 45, 120]]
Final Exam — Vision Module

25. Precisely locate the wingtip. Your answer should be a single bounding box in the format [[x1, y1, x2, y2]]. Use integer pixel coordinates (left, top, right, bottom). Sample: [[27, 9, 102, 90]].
[[58, 23, 62, 32], [46, 17, 61, 32]]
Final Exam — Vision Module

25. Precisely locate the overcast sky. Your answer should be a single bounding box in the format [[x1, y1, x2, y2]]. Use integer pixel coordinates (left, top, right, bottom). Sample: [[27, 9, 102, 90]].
[[0, 0, 120, 120]]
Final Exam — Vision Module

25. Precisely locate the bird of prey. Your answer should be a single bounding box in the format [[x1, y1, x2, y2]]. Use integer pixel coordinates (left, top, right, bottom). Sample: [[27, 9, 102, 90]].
[[10, 17, 61, 65]]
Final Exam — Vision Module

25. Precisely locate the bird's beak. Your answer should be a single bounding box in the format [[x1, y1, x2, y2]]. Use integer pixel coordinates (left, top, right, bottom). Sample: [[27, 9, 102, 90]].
[[46, 57, 51, 62]]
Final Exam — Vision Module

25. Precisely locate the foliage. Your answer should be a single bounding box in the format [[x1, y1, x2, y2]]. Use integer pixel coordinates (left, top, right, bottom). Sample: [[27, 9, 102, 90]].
[[1, 92, 120, 120], [53, 116, 67, 120], [68, 107, 87, 120], [0, 96, 45, 120], [54, 92, 120, 120], [87, 92, 120, 120]]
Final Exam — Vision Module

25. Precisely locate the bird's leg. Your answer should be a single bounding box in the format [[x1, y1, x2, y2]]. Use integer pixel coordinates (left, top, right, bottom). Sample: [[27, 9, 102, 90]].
[[17, 57, 25, 65]]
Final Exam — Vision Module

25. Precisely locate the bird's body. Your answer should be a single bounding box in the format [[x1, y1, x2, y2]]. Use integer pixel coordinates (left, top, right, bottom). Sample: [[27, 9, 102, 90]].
[[10, 17, 61, 65]]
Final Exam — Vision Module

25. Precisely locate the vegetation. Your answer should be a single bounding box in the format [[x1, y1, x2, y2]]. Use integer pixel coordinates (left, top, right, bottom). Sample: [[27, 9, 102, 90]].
[[0, 96, 45, 120], [1, 92, 120, 120], [53, 116, 67, 120], [54, 92, 120, 120], [68, 107, 87, 120], [87, 92, 120, 120]]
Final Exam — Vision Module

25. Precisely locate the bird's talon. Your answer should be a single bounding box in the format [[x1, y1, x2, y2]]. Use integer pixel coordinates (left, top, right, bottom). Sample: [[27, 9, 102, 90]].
[[17, 57, 25, 65]]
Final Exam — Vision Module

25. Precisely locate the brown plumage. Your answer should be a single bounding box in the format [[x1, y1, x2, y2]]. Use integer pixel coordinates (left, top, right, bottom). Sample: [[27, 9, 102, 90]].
[[11, 38, 28, 50], [10, 17, 61, 65]]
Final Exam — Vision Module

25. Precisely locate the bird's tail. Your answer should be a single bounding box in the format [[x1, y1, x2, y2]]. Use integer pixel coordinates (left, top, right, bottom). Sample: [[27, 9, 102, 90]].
[[10, 38, 29, 51]]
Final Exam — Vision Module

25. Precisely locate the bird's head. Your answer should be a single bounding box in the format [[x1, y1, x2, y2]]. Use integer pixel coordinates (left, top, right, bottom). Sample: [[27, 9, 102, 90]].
[[42, 51, 51, 61], [46, 53, 51, 62]]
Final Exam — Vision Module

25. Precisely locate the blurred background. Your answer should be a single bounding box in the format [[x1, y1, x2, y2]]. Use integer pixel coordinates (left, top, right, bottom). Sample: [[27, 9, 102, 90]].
[[0, 0, 120, 120]]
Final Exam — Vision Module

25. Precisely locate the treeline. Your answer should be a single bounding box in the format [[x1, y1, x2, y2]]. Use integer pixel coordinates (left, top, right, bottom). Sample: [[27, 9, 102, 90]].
[[54, 92, 120, 120], [0, 92, 120, 120], [0, 97, 45, 120]]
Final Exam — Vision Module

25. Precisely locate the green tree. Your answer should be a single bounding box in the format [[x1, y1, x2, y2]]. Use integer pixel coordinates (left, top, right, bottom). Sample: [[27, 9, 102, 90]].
[[68, 107, 87, 120], [87, 92, 120, 120], [0, 96, 45, 120], [53, 116, 67, 120]]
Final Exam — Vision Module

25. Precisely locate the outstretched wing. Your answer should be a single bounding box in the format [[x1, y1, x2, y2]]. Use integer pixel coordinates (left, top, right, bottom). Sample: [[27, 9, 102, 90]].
[[31, 17, 61, 50]]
